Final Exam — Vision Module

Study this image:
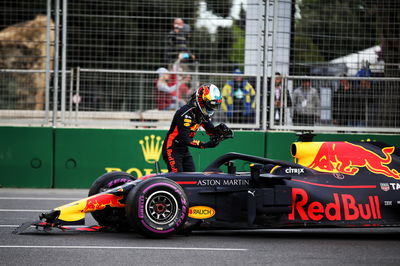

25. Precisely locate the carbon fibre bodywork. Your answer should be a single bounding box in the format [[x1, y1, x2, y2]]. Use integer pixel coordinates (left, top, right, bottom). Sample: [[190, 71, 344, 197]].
[[17, 141, 400, 236]]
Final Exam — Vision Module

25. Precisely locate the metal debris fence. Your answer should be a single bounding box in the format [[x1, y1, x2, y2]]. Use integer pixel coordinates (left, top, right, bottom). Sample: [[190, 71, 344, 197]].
[[0, 0, 399, 133]]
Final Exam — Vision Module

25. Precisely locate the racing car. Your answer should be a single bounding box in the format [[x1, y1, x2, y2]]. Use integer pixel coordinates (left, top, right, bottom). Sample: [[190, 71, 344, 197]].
[[15, 137, 400, 238]]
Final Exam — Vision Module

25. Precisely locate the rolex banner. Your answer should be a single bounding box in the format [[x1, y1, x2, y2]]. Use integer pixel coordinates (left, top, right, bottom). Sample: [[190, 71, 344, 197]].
[[53, 128, 266, 188], [1, 127, 399, 188]]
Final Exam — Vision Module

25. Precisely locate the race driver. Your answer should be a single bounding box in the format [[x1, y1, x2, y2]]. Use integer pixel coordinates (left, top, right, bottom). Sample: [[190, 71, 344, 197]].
[[162, 83, 226, 172]]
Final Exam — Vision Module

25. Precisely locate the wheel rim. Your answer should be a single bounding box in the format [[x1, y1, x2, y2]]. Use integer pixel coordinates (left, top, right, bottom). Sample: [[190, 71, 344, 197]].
[[145, 190, 178, 225]]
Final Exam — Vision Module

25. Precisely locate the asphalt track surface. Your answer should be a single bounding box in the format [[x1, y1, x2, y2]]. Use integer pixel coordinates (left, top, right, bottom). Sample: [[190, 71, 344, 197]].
[[1, 188, 400, 266]]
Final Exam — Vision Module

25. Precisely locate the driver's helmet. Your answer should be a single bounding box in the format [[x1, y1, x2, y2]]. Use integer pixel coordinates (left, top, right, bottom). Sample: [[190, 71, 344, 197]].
[[194, 83, 222, 118]]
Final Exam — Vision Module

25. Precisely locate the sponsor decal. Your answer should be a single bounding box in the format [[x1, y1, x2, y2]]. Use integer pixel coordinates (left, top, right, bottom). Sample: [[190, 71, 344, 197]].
[[190, 140, 201, 146], [380, 183, 390, 192], [390, 183, 400, 190], [248, 190, 256, 196], [333, 173, 345, 180], [288, 188, 381, 221], [285, 167, 305, 174], [384, 201, 392, 206], [197, 179, 250, 186], [190, 124, 201, 131], [188, 206, 216, 219], [138, 195, 145, 218], [106, 178, 132, 188], [105, 167, 168, 178], [105, 134, 168, 178], [82, 194, 125, 213], [139, 135, 163, 163], [307, 142, 400, 179], [379, 183, 400, 191]]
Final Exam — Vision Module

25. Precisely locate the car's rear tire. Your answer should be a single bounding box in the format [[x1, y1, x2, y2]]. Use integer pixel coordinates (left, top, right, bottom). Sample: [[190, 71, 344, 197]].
[[88, 171, 135, 231], [125, 177, 188, 238]]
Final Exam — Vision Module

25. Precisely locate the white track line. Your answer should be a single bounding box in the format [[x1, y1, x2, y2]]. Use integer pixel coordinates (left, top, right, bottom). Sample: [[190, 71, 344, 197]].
[[0, 209, 47, 212], [0, 245, 247, 251], [0, 225, 302, 232], [0, 197, 79, 200], [0, 225, 18, 227], [0, 225, 89, 228]]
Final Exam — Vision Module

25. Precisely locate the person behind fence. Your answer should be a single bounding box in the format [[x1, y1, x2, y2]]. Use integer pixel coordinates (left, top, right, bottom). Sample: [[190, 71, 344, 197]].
[[292, 79, 320, 125], [173, 54, 195, 103], [165, 18, 195, 64], [356, 60, 372, 78], [221, 68, 256, 123], [162, 83, 232, 172], [332, 74, 353, 126], [332, 74, 367, 127], [155, 67, 177, 110], [354, 61, 372, 127], [274, 72, 292, 124], [155, 66, 192, 110]]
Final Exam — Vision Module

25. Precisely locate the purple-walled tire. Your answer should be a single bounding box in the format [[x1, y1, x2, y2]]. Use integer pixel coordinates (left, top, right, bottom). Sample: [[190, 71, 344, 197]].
[[88, 171, 135, 230], [125, 177, 188, 238]]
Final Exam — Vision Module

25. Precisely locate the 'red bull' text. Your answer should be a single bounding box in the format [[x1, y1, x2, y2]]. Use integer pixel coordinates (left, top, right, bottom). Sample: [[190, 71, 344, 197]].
[[288, 188, 381, 221]]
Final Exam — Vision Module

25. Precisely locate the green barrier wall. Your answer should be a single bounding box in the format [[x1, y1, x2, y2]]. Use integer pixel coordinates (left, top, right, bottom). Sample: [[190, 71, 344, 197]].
[[1, 126, 399, 188], [0, 127, 53, 188], [54, 128, 265, 188]]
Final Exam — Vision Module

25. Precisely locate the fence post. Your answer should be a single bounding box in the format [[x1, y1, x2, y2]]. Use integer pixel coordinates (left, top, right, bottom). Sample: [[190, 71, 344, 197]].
[[52, 0, 60, 127], [262, 0, 271, 130], [75, 67, 80, 123], [60, 0, 68, 124], [139, 73, 143, 111], [45, 0, 52, 122], [269, 0, 278, 128], [255, 0, 263, 130], [68, 68, 74, 120]]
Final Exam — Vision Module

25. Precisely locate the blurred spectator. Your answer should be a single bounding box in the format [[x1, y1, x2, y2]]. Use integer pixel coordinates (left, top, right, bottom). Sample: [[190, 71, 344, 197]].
[[155, 67, 176, 110], [155, 65, 193, 110], [173, 62, 194, 105], [332, 74, 353, 126], [292, 79, 320, 126], [221, 68, 256, 123], [353, 61, 372, 127], [165, 18, 195, 64], [354, 77, 371, 127], [356, 60, 372, 78], [274, 72, 292, 124]]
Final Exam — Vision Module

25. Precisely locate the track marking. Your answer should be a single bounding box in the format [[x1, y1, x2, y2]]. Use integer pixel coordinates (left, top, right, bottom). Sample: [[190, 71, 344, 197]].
[[0, 225, 18, 227], [0, 209, 48, 212], [0, 197, 79, 200], [0, 225, 303, 233], [0, 245, 247, 251], [0, 225, 94, 228]]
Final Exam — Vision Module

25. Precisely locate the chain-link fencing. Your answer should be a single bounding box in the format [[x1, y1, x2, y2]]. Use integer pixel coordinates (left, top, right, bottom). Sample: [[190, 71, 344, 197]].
[[0, 0, 399, 133]]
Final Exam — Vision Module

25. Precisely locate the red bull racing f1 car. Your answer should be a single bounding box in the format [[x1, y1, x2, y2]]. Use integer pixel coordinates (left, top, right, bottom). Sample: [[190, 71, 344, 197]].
[[15, 139, 400, 238]]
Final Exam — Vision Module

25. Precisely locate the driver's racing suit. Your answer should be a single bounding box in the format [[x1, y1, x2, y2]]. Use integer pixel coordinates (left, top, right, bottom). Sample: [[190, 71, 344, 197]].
[[162, 103, 218, 172]]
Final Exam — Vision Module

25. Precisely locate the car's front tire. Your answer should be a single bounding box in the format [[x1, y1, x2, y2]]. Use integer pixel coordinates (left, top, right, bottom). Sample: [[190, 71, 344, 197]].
[[125, 177, 188, 238], [88, 171, 135, 230]]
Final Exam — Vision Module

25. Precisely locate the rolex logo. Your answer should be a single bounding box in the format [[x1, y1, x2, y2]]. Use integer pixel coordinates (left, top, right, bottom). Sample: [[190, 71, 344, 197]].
[[139, 135, 164, 163]]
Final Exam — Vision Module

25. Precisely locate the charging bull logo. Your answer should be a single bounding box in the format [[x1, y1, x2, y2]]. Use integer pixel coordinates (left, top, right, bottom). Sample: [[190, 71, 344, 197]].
[[308, 142, 400, 179], [82, 194, 125, 213]]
